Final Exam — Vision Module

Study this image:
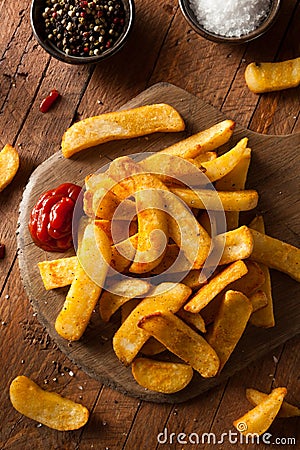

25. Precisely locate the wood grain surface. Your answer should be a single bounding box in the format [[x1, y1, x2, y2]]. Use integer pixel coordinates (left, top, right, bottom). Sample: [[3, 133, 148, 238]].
[[18, 82, 300, 403], [1, 0, 299, 449]]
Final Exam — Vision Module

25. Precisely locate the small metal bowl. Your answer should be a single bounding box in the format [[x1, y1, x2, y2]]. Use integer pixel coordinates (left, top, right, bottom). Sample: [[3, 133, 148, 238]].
[[30, 0, 135, 64], [178, 0, 281, 44]]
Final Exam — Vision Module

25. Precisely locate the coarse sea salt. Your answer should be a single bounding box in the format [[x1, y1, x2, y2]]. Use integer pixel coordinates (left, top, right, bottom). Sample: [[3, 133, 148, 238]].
[[189, 0, 272, 37]]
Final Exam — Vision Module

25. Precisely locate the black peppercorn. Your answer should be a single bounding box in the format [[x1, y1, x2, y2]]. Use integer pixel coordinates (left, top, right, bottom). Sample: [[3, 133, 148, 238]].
[[43, 0, 126, 57]]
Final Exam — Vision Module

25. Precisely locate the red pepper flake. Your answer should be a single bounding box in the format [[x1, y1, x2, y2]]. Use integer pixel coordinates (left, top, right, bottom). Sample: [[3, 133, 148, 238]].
[[0, 243, 5, 259], [39, 89, 60, 113]]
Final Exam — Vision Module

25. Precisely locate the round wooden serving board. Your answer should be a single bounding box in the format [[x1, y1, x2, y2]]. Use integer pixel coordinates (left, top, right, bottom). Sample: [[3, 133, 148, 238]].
[[18, 82, 300, 403]]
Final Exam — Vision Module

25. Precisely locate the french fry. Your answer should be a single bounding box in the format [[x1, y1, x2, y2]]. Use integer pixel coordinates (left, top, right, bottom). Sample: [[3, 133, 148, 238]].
[[250, 229, 300, 282], [55, 224, 111, 340], [207, 290, 253, 371], [130, 182, 168, 274], [185, 260, 248, 313], [9, 376, 89, 431], [233, 387, 287, 436], [215, 148, 251, 230], [155, 119, 235, 158], [38, 256, 79, 290], [246, 388, 300, 418], [213, 225, 253, 266], [138, 311, 220, 377], [245, 58, 300, 93], [62, 103, 185, 158], [201, 138, 248, 182], [192, 151, 217, 166], [0, 144, 19, 192], [112, 282, 192, 366], [249, 216, 275, 328], [132, 358, 193, 394], [170, 186, 258, 211], [99, 279, 151, 322]]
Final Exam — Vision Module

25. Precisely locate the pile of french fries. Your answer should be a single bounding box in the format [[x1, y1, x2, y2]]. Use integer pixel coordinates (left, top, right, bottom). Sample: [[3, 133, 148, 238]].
[[36, 103, 300, 397]]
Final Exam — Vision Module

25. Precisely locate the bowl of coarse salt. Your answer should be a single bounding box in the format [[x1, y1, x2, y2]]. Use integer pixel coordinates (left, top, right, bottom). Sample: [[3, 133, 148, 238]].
[[178, 0, 281, 44]]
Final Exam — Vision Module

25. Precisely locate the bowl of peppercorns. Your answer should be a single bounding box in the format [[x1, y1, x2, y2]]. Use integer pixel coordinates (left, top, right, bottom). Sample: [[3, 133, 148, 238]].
[[30, 0, 135, 64]]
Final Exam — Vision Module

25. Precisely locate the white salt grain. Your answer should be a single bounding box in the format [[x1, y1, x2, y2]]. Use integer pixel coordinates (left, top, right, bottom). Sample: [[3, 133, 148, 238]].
[[189, 0, 272, 37]]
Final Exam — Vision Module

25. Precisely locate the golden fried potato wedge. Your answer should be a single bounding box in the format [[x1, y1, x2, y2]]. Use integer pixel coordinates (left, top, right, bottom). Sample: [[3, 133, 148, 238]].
[[130, 182, 168, 274], [233, 387, 287, 436], [245, 58, 300, 93], [250, 228, 300, 282], [112, 282, 192, 366], [99, 279, 151, 322], [207, 290, 253, 372], [10, 376, 89, 431], [62, 103, 185, 158], [156, 119, 235, 159], [246, 388, 300, 418], [132, 358, 193, 393], [201, 138, 248, 182], [0, 144, 19, 192], [38, 256, 79, 290], [138, 311, 220, 377], [55, 224, 111, 340], [170, 187, 258, 211], [185, 260, 248, 313], [110, 233, 138, 273], [213, 225, 253, 266]]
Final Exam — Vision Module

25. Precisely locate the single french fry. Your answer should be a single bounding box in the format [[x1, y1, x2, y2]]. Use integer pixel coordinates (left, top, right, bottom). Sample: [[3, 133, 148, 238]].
[[99, 279, 151, 322], [9, 376, 89, 431], [55, 224, 111, 340], [154, 119, 235, 158], [62, 103, 185, 158], [138, 311, 220, 377], [246, 388, 300, 418], [130, 181, 168, 274], [233, 387, 287, 436], [38, 256, 79, 290], [215, 148, 251, 230], [245, 58, 300, 93], [0, 144, 19, 192], [113, 282, 192, 365], [213, 225, 253, 266], [185, 260, 248, 313], [250, 228, 300, 282], [201, 138, 248, 182], [170, 186, 258, 211], [207, 290, 253, 371], [132, 358, 193, 394]]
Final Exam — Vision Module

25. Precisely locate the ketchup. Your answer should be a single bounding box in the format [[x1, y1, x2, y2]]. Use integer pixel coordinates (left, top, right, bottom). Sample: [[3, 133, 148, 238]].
[[29, 183, 81, 252]]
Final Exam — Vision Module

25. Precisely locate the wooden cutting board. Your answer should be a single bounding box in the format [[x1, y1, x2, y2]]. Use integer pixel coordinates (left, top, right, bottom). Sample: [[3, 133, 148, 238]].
[[18, 82, 300, 403]]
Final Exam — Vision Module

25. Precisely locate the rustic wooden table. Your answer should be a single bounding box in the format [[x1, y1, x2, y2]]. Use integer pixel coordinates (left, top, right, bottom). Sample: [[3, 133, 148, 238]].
[[1, 1, 299, 449]]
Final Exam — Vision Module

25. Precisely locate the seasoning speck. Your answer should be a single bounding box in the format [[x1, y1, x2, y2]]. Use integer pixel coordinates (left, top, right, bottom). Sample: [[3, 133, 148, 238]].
[[189, 0, 272, 37]]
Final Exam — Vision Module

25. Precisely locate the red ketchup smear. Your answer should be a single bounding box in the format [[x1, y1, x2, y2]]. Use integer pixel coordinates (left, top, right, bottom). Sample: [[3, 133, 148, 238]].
[[28, 183, 81, 251], [39, 89, 60, 113]]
